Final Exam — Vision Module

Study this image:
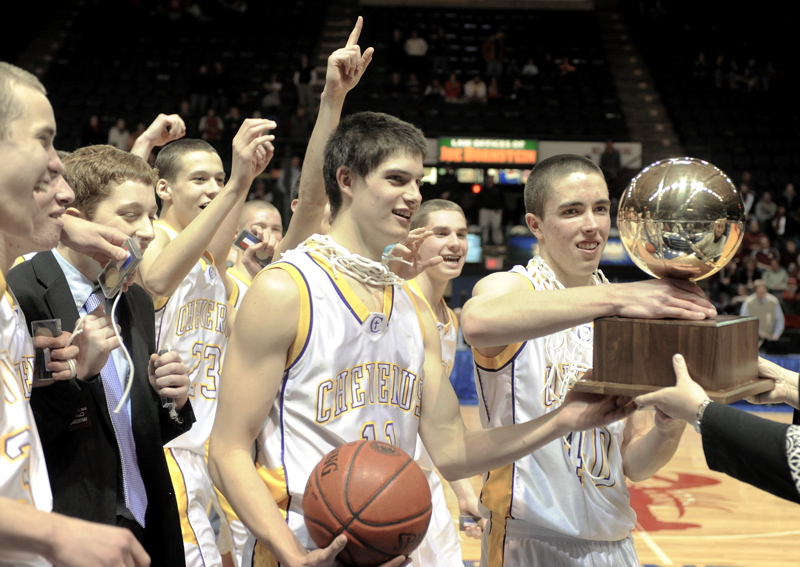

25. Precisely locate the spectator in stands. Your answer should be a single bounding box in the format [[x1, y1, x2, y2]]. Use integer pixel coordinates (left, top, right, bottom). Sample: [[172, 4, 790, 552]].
[[385, 71, 407, 99], [780, 239, 797, 267], [464, 75, 488, 104], [388, 28, 406, 73], [712, 54, 726, 88], [424, 77, 446, 102], [406, 73, 422, 100], [742, 57, 762, 92], [81, 114, 105, 146], [753, 235, 780, 271], [739, 182, 755, 218], [262, 72, 283, 111], [429, 26, 449, 77], [482, 31, 506, 78], [107, 117, 129, 149], [780, 182, 798, 209], [693, 52, 709, 78], [521, 57, 539, 78], [600, 139, 622, 190], [179, 99, 198, 138], [477, 174, 504, 246], [780, 278, 800, 328], [293, 54, 317, 110], [444, 73, 463, 103], [189, 63, 211, 115], [487, 77, 503, 102], [285, 106, 314, 145], [725, 283, 750, 314], [738, 218, 765, 260], [558, 54, 577, 75], [404, 30, 428, 77], [210, 60, 229, 113], [732, 255, 763, 293], [741, 279, 785, 348], [198, 107, 224, 150], [763, 258, 789, 293], [754, 190, 778, 229]]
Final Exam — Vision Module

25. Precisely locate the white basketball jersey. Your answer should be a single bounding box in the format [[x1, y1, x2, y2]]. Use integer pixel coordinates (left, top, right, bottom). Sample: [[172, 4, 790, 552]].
[[0, 273, 52, 567], [227, 267, 251, 311], [474, 261, 634, 541], [154, 221, 230, 454], [254, 249, 426, 550]]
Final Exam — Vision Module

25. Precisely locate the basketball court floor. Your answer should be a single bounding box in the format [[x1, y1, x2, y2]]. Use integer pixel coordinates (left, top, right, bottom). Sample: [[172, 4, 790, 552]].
[[446, 405, 798, 567]]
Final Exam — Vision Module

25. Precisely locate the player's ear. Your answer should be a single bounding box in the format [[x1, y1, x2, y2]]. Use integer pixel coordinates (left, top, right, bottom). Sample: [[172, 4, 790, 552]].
[[155, 179, 172, 202], [526, 212, 544, 240], [336, 166, 354, 199]]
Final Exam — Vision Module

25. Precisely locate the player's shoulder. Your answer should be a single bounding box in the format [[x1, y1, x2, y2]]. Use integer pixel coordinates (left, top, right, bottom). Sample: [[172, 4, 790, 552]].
[[473, 269, 531, 297], [248, 261, 303, 302]]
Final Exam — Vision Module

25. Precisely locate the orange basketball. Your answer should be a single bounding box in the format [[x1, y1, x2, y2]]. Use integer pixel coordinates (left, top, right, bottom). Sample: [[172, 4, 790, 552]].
[[303, 440, 432, 566]]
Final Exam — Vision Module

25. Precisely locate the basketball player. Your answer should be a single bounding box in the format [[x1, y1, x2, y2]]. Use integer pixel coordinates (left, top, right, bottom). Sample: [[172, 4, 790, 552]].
[[208, 113, 636, 567], [138, 117, 274, 566], [407, 199, 483, 566], [459, 154, 717, 567], [7, 144, 194, 566], [228, 200, 282, 309], [0, 61, 148, 567]]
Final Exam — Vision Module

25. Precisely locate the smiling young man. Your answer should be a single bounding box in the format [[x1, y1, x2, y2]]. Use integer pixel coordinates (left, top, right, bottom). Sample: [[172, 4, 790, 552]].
[[407, 199, 484, 566], [7, 144, 194, 566], [208, 117, 639, 567], [460, 154, 718, 567], [0, 62, 149, 567], [139, 119, 275, 566]]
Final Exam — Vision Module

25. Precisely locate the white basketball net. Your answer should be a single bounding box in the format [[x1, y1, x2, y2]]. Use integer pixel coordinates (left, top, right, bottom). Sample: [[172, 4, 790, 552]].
[[527, 255, 608, 402], [287, 234, 406, 287]]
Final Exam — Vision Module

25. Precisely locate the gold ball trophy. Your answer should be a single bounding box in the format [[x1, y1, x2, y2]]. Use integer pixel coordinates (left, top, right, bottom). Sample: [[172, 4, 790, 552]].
[[576, 157, 773, 403]]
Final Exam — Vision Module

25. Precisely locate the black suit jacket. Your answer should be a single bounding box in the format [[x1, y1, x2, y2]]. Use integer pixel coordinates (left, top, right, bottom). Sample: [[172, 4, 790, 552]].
[[7, 251, 194, 566]]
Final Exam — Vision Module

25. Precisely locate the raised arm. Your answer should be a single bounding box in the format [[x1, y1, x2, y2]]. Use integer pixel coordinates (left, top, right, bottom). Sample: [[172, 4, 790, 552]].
[[130, 113, 187, 162], [139, 119, 275, 299], [276, 17, 374, 255], [416, 303, 635, 481], [461, 272, 716, 354]]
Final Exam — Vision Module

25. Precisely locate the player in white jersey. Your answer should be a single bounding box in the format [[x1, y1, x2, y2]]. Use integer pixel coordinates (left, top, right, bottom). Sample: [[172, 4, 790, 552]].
[[228, 200, 283, 310], [407, 199, 483, 566], [0, 61, 149, 567], [209, 112, 638, 567], [460, 154, 718, 567], [140, 120, 275, 566]]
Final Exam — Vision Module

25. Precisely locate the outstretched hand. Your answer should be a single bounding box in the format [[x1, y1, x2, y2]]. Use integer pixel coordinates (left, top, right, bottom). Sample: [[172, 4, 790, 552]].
[[385, 228, 444, 280], [634, 354, 710, 423], [325, 16, 374, 98], [299, 534, 406, 567], [747, 356, 797, 408], [556, 389, 635, 432], [616, 278, 716, 321]]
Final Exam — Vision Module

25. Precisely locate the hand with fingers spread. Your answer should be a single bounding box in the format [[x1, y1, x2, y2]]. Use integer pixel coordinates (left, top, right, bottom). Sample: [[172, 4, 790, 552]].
[[634, 354, 710, 423], [148, 349, 190, 410], [324, 16, 375, 100], [229, 118, 277, 192], [614, 278, 717, 321], [71, 305, 122, 380], [241, 226, 279, 278], [386, 228, 444, 280], [31, 332, 79, 384], [746, 356, 799, 409]]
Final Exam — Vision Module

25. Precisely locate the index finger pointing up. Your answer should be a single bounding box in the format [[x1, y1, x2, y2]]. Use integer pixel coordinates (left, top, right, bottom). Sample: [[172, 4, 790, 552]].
[[346, 15, 364, 47]]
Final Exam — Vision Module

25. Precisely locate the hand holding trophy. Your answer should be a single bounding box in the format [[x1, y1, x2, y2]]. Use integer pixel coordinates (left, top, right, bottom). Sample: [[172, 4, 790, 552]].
[[576, 157, 774, 403]]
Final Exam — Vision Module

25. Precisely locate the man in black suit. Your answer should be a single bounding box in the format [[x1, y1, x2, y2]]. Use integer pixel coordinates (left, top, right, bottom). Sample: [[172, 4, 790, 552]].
[[7, 144, 194, 566]]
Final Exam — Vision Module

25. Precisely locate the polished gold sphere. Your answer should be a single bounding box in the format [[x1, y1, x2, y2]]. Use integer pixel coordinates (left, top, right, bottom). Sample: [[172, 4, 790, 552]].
[[618, 157, 744, 281]]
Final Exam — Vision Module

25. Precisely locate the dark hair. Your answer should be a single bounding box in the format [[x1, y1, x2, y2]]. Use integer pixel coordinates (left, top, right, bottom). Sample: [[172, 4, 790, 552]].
[[154, 138, 218, 183], [524, 154, 604, 217], [323, 111, 426, 219]]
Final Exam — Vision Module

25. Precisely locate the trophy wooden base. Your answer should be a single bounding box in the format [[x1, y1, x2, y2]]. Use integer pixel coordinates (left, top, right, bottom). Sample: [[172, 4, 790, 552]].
[[573, 314, 773, 404]]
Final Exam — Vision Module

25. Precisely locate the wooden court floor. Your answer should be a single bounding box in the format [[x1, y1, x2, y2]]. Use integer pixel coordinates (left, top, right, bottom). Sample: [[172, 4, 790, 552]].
[[445, 406, 798, 567]]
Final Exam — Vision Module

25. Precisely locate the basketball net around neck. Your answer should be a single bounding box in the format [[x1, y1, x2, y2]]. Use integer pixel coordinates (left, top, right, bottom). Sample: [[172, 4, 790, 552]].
[[289, 234, 405, 287], [528, 255, 608, 402]]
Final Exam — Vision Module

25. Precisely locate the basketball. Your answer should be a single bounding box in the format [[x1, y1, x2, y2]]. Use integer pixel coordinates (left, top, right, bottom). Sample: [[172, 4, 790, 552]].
[[303, 440, 432, 566]]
